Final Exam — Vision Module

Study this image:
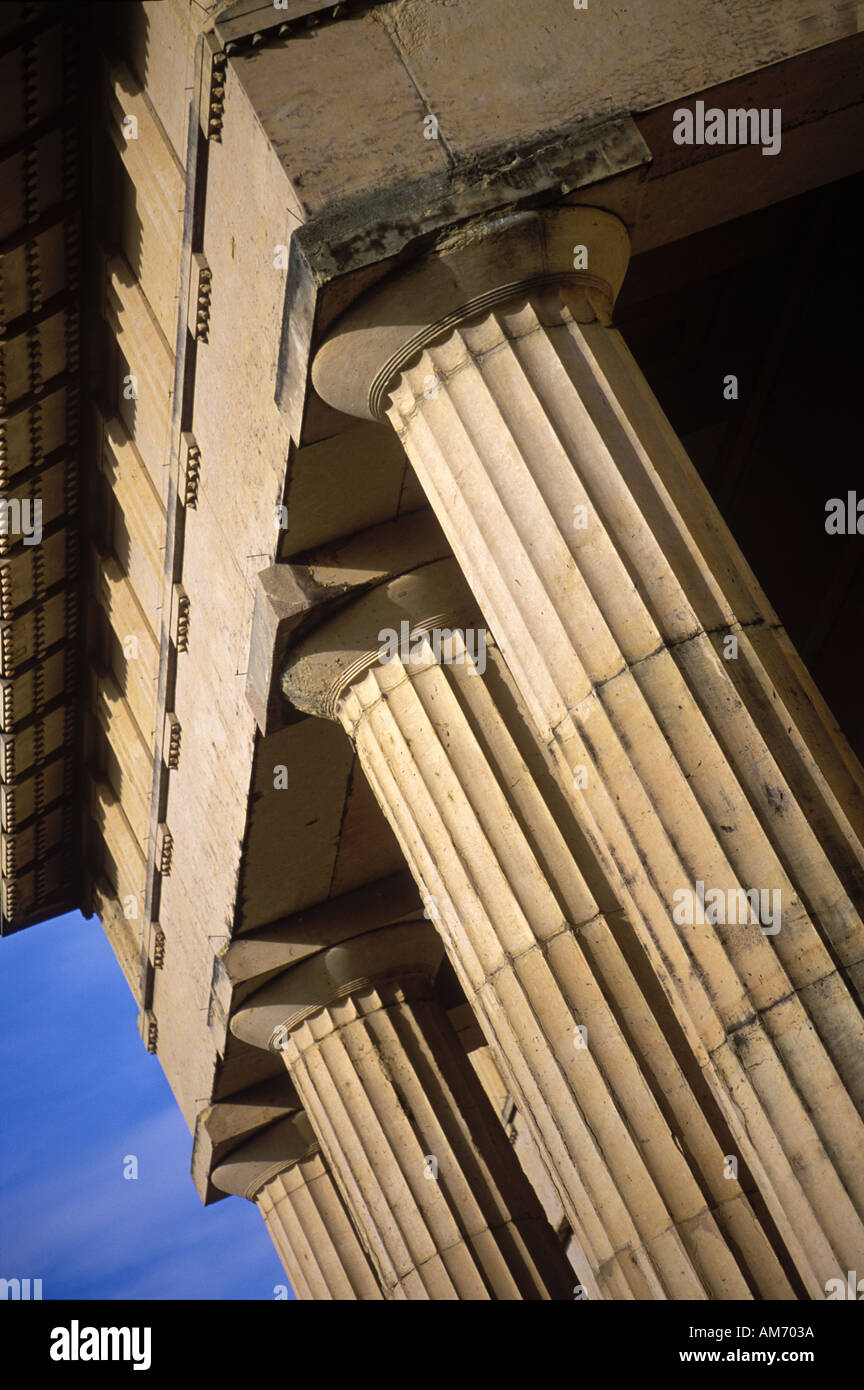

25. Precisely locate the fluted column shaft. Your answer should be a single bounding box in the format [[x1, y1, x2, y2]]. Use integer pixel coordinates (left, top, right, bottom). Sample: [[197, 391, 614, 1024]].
[[232, 920, 573, 1301], [308, 208, 864, 1297], [282, 559, 800, 1299], [212, 1113, 382, 1301], [258, 1155, 385, 1301], [341, 639, 796, 1299], [386, 301, 864, 1295]]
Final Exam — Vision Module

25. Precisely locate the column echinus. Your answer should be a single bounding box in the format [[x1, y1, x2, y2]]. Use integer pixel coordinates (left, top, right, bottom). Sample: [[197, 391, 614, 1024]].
[[212, 1113, 383, 1301], [278, 552, 796, 1300], [231, 918, 574, 1300], [310, 207, 864, 1298]]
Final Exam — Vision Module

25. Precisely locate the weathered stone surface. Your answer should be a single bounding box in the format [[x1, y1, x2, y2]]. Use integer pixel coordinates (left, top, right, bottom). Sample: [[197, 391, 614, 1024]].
[[211, 1109, 384, 1299], [234, 920, 575, 1299], [304, 203, 864, 1295]]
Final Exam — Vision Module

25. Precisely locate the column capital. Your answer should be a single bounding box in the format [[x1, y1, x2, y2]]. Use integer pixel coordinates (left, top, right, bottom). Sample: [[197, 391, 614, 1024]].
[[281, 556, 482, 721], [212, 1114, 319, 1201], [312, 205, 629, 421], [231, 919, 444, 1053]]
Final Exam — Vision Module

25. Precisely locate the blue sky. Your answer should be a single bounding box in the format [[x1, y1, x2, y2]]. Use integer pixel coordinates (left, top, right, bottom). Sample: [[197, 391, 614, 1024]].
[[0, 910, 292, 1300]]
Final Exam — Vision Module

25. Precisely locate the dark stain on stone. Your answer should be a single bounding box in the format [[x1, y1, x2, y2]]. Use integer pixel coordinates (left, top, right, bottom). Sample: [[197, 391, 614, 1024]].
[[764, 784, 787, 816]]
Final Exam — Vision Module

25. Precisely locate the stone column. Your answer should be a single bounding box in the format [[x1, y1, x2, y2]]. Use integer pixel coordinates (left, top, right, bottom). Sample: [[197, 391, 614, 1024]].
[[212, 1113, 383, 1301], [309, 206, 864, 1299], [280, 558, 801, 1300], [231, 919, 573, 1301]]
